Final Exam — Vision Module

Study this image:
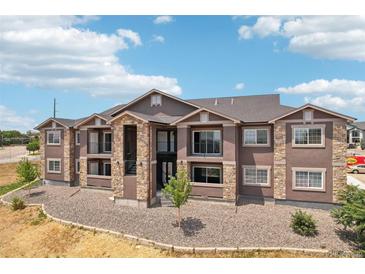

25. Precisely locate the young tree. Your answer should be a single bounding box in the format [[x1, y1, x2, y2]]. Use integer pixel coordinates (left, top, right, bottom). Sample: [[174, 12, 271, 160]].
[[16, 158, 39, 183], [162, 169, 192, 227], [26, 139, 40, 154]]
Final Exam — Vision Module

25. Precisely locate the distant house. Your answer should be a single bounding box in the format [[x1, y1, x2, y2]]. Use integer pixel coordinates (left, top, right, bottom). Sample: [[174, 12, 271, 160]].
[[347, 122, 365, 145]]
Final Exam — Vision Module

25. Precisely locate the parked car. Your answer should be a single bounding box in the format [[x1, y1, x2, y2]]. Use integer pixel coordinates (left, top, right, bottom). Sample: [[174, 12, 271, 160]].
[[348, 143, 356, 149], [348, 164, 365, 174]]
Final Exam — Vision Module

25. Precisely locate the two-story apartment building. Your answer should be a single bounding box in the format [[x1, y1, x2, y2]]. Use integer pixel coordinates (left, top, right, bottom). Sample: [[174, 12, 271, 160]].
[[35, 89, 355, 207]]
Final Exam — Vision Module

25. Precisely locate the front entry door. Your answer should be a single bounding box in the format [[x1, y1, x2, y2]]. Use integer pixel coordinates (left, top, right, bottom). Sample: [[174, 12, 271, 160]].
[[157, 158, 176, 190]]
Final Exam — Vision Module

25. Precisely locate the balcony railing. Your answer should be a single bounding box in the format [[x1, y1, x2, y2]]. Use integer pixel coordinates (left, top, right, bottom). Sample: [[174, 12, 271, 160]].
[[88, 141, 112, 154]]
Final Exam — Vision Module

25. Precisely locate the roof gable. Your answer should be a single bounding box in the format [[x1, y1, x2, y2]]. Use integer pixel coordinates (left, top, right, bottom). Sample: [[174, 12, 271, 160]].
[[34, 118, 74, 130], [74, 113, 108, 128]]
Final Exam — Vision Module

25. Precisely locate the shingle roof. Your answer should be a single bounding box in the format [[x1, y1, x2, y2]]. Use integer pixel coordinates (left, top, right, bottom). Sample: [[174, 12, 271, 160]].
[[354, 121, 365, 130], [187, 94, 295, 123], [125, 111, 183, 124]]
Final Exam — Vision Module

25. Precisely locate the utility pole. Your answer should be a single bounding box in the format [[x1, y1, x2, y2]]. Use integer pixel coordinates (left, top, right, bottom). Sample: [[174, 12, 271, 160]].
[[53, 98, 56, 118]]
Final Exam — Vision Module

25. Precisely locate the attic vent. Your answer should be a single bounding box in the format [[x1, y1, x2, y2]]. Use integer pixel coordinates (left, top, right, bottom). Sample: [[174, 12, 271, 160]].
[[214, 98, 218, 105], [231, 98, 234, 105]]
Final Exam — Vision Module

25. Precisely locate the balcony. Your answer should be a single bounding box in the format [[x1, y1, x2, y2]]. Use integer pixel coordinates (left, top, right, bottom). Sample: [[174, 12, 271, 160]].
[[86, 159, 112, 188], [87, 141, 112, 158]]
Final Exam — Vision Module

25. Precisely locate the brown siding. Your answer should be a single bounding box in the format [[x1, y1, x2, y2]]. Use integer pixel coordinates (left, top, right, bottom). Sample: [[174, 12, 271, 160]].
[[183, 112, 229, 123], [191, 185, 223, 198], [123, 176, 137, 199], [87, 176, 112, 188], [239, 125, 274, 197], [44, 129, 64, 181], [285, 121, 333, 203]]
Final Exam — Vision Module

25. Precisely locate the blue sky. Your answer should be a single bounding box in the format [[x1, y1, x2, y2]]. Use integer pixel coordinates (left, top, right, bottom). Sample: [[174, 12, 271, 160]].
[[1, 16, 365, 131]]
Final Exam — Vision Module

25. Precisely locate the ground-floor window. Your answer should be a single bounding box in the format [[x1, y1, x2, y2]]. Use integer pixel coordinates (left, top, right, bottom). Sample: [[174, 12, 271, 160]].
[[47, 158, 61, 173], [292, 168, 325, 191], [192, 166, 222, 184], [242, 166, 271, 186], [75, 159, 80, 174], [103, 161, 111, 176]]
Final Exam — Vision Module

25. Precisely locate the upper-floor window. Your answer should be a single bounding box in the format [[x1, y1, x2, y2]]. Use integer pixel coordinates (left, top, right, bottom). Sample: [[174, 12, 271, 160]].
[[103, 132, 112, 152], [151, 94, 162, 106], [95, 118, 102, 125], [157, 130, 175, 152], [292, 125, 325, 147], [303, 110, 313, 122], [47, 130, 60, 145], [292, 168, 325, 191], [243, 128, 269, 146], [192, 130, 221, 155], [200, 112, 209, 122], [75, 131, 80, 145]]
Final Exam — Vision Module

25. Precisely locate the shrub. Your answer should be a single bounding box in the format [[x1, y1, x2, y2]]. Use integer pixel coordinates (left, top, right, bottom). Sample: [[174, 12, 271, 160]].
[[31, 208, 47, 225], [16, 158, 38, 183], [11, 197, 25, 211], [290, 210, 317, 236], [26, 139, 40, 154], [331, 185, 365, 251]]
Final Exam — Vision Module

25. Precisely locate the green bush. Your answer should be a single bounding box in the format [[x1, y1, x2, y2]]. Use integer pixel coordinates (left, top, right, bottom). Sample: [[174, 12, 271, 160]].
[[331, 185, 365, 251], [16, 158, 38, 183], [11, 197, 25, 211], [26, 139, 40, 154], [31, 208, 47, 225], [290, 210, 318, 236]]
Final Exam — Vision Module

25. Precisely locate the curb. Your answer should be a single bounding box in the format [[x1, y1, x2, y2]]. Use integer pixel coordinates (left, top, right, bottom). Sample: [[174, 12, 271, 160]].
[[0, 178, 40, 203], [0, 187, 352, 257]]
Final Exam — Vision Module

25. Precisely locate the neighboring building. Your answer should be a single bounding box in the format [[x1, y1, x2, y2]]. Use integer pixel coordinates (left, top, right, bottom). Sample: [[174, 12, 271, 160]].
[[347, 122, 365, 145], [35, 89, 355, 207]]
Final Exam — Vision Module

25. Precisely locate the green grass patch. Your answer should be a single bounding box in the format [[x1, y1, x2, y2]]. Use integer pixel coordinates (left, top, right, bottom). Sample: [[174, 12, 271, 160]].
[[0, 179, 40, 196]]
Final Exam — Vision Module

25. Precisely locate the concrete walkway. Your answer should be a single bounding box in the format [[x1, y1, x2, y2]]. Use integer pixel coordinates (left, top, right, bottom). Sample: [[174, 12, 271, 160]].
[[347, 175, 365, 190], [2, 185, 354, 252]]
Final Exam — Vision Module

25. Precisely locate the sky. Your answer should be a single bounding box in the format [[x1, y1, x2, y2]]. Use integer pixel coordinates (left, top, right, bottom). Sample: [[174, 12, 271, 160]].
[[1, 15, 365, 132]]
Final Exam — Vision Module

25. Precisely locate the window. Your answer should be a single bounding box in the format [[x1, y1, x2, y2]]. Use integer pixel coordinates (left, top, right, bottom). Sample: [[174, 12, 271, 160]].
[[75, 131, 80, 145], [243, 128, 269, 146], [89, 162, 99, 175], [157, 130, 176, 152], [75, 159, 80, 174], [103, 162, 111, 176], [200, 112, 209, 122], [151, 94, 162, 106], [192, 166, 222, 184], [303, 110, 313, 122], [192, 130, 221, 155], [47, 131, 61, 145], [47, 159, 61, 173], [243, 166, 271, 186], [103, 132, 112, 152], [292, 168, 325, 191], [351, 130, 361, 143], [292, 125, 325, 147], [95, 118, 101, 125]]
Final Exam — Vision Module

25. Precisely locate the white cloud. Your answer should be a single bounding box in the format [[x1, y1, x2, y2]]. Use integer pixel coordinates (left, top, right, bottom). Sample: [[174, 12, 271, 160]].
[[153, 16, 173, 25], [234, 82, 245, 90], [117, 29, 142, 47], [0, 105, 36, 131], [0, 16, 181, 99], [276, 79, 365, 112], [238, 16, 365, 61], [152, 35, 165, 43]]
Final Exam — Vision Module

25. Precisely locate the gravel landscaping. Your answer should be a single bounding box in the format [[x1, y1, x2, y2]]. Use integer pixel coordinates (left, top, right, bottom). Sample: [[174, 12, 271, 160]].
[[2, 185, 354, 252]]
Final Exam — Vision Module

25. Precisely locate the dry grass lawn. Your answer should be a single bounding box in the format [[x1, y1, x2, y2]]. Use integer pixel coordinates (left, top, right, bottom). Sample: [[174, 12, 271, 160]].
[[0, 205, 345, 258], [0, 163, 19, 186]]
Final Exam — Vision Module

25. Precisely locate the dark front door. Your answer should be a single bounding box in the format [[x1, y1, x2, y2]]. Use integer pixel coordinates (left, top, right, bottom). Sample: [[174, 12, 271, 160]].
[[157, 156, 176, 190]]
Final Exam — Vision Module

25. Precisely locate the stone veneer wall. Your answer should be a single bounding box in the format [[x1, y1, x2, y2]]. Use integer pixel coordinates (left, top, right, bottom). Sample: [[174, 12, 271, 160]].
[[222, 164, 237, 201], [177, 160, 190, 178], [273, 121, 286, 200], [39, 129, 46, 179], [332, 121, 347, 203], [79, 157, 87, 187], [111, 114, 150, 203], [63, 129, 75, 183]]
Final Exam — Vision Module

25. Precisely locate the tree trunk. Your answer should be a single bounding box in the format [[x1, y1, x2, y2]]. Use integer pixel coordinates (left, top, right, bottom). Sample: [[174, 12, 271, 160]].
[[177, 207, 181, 227]]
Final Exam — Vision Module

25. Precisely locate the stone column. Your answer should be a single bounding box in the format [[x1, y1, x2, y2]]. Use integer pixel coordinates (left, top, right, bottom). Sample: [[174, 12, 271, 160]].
[[223, 163, 237, 201], [136, 122, 150, 201], [63, 129, 75, 183], [273, 121, 286, 200], [39, 129, 46, 179], [332, 121, 347, 203], [79, 157, 87, 187], [111, 121, 124, 197]]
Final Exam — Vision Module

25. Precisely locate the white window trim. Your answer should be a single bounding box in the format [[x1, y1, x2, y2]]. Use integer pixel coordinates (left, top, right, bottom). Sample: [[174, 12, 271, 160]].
[[75, 159, 80, 174], [292, 167, 326, 192], [103, 161, 111, 176], [103, 132, 112, 152], [200, 112, 209, 123], [75, 131, 80, 146], [192, 130, 222, 156], [242, 127, 270, 147], [151, 94, 162, 107], [46, 130, 61, 145], [291, 124, 326, 148], [47, 158, 61, 174], [242, 165, 271, 187], [192, 165, 223, 184]]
